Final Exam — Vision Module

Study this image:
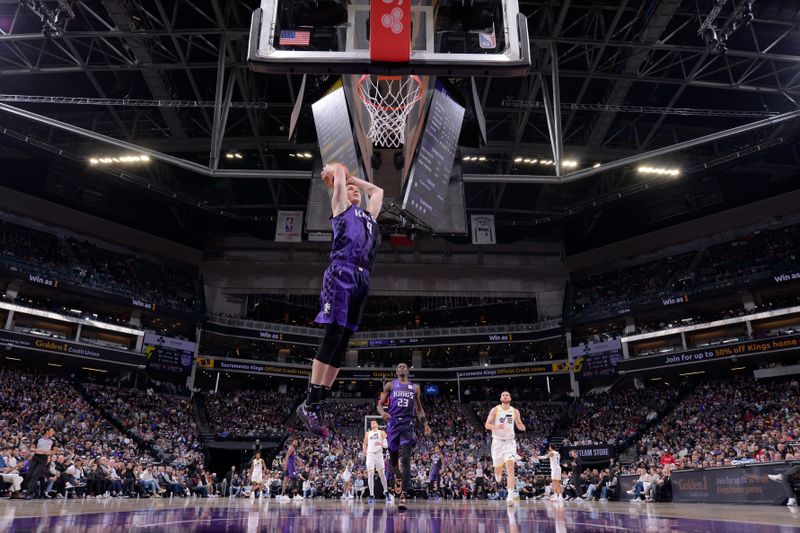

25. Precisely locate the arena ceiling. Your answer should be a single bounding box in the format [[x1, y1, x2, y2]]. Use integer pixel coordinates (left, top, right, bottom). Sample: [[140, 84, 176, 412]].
[[0, 0, 799, 251]]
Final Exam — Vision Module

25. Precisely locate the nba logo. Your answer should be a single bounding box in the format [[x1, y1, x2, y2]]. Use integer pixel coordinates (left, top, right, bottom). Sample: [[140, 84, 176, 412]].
[[479, 31, 496, 49]]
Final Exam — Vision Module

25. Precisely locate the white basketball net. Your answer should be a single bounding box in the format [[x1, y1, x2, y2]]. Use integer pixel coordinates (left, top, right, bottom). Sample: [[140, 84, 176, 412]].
[[358, 75, 422, 148]]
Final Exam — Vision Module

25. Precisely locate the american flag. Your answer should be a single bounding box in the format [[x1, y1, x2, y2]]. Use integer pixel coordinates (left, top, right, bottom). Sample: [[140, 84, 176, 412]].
[[279, 30, 311, 46]]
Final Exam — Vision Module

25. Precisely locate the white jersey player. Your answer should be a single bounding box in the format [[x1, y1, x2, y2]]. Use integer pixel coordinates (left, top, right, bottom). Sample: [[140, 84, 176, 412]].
[[362, 419, 390, 503], [538, 444, 563, 501], [249, 451, 266, 500], [341, 460, 354, 500], [484, 391, 526, 505]]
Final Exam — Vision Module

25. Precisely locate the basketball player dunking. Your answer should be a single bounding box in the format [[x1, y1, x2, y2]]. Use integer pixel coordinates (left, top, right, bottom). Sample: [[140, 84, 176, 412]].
[[362, 419, 390, 504], [377, 362, 432, 511], [485, 391, 526, 505], [297, 162, 384, 437]]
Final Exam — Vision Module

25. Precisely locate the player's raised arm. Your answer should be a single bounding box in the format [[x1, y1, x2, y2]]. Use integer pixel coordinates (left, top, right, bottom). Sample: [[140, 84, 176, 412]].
[[347, 175, 384, 218], [323, 162, 351, 217], [413, 384, 431, 436], [377, 381, 393, 420], [484, 406, 499, 431]]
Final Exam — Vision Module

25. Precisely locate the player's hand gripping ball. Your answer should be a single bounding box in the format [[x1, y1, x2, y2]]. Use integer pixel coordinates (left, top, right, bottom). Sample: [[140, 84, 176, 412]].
[[321, 162, 349, 188]]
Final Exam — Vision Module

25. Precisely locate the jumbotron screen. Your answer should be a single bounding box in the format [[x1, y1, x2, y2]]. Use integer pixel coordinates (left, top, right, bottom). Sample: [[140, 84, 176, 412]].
[[307, 86, 364, 232], [401, 82, 466, 232]]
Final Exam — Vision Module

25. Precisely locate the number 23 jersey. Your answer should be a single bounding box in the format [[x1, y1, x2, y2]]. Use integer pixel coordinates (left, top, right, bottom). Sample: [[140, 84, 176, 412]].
[[388, 380, 416, 421]]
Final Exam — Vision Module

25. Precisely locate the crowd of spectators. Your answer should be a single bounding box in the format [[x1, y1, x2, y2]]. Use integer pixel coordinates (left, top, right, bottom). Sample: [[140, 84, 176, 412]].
[[67, 238, 196, 313], [567, 220, 800, 322], [568, 252, 695, 320], [0, 216, 198, 313], [565, 383, 682, 448], [246, 398, 484, 500], [693, 225, 800, 291], [82, 383, 204, 469], [0, 365, 270, 500], [205, 388, 304, 439], [0, 367, 155, 467], [0, 219, 64, 274], [629, 376, 799, 472], [0, 365, 163, 498], [3, 361, 797, 505], [229, 397, 561, 502], [321, 401, 375, 429]]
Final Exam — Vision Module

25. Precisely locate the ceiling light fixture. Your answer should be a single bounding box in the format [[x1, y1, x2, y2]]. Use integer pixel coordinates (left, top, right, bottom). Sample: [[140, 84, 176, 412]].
[[89, 154, 151, 165], [637, 166, 680, 176]]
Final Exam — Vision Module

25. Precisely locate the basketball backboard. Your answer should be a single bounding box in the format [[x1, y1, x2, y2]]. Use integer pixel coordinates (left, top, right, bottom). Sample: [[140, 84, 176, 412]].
[[248, 0, 530, 76]]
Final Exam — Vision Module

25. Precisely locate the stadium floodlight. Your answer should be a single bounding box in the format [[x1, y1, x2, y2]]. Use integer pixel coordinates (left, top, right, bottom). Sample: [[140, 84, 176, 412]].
[[89, 154, 150, 165], [593, 162, 601, 168], [637, 166, 681, 176], [513, 157, 523, 163]]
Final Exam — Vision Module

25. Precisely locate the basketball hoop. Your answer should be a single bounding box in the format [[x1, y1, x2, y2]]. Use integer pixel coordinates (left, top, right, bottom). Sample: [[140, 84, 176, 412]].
[[357, 75, 423, 148]]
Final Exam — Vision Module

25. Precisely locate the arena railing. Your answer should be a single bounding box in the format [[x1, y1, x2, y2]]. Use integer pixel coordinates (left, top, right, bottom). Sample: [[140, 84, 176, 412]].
[[205, 315, 561, 340]]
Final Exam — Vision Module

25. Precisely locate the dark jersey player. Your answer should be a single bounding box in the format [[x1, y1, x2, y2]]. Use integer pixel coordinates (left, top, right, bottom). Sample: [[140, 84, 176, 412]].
[[377, 362, 432, 511], [297, 162, 384, 437]]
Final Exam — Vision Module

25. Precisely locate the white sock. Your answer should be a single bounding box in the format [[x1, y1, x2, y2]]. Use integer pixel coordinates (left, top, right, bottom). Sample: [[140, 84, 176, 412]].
[[378, 470, 388, 496]]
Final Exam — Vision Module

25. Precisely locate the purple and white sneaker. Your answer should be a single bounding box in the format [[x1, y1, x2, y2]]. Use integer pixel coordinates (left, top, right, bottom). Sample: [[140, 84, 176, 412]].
[[296, 401, 329, 437]]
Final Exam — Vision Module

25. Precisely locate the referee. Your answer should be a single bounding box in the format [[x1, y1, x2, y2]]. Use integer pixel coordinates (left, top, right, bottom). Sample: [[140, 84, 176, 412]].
[[23, 427, 56, 499]]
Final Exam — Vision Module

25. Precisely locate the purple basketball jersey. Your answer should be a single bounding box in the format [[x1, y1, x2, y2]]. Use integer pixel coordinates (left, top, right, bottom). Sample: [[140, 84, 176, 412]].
[[388, 379, 416, 420], [285, 452, 296, 478], [330, 205, 379, 270]]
